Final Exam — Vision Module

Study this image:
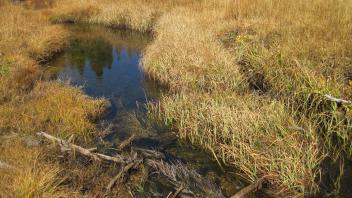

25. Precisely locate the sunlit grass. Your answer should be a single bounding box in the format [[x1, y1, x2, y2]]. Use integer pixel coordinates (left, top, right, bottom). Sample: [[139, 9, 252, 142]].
[[0, 139, 69, 197]]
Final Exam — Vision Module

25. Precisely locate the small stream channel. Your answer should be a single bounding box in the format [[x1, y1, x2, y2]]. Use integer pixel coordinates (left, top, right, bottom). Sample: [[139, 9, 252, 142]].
[[45, 25, 257, 197]]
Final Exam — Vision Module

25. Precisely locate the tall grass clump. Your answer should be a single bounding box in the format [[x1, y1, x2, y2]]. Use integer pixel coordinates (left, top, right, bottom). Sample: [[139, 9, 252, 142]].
[[0, 82, 107, 138], [143, 7, 244, 92]]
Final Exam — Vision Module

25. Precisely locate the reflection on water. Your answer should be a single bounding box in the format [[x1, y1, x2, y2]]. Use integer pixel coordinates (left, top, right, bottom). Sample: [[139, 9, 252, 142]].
[[47, 25, 252, 197], [55, 44, 146, 109], [48, 25, 157, 113]]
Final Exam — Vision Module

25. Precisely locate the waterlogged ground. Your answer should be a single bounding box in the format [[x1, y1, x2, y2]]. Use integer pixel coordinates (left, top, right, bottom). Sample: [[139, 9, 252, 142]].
[[46, 25, 259, 197]]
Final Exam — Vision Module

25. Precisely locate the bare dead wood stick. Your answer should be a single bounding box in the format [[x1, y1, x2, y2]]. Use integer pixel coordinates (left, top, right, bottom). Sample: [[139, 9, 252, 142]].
[[134, 148, 165, 159], [171, 186, 184, 198], [325, 94, 351, 105], [37, 132, 101, 161], [230, 177, 266, 198], [166, 192, 173, 198], [37, 132, 124, 163], [105, 161, 138, 193], [118, 134, 136, 150], [98, 124, 113, 138], [96, 153, 125, 163], [87, 147, 97, 152]]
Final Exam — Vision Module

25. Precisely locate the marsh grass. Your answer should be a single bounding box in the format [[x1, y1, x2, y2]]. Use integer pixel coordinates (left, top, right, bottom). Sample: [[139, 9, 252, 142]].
[[149, 93, 323, 196], [221, 0, 352, 159]]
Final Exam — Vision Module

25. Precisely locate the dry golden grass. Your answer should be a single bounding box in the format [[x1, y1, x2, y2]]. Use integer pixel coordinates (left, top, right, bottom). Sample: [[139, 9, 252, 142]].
[[141, 4, 324, 196], [143, 0, 351, 196], [50, 0, 199, 32], [0, 2, 108, 196], [0, 4, 68, 61], [149, 93, 322, 196], [220, 0, 352, 158], [143, 7, 245, 92], [0, 138, 68, 198], [0, 82, 107, 138]]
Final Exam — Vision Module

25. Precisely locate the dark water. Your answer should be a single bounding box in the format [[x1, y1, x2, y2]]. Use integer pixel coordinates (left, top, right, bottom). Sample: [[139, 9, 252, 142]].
[[47, 25, 252, 197]]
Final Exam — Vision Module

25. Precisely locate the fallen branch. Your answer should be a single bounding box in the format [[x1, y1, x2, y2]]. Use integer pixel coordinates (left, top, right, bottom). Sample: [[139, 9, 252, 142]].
[[37, 132, 125, 164], [134, 148, 165, 159], [230, 177, 266, 198], [105, 159, 142, 194], [96, 153, 125, 163], [325, 94, 351, 105], [118, 134, 136, 150], [171, 186, 184, 198]]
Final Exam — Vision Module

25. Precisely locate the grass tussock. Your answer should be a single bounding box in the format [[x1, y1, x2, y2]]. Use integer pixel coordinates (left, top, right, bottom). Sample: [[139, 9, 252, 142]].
[[143, 8, 244, 92], [0, 82, 107, 137], [51, 0, 159, 32]]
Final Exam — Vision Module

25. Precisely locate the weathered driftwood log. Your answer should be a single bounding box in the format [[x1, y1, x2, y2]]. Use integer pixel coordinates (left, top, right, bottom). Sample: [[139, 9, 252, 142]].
[[230, 177, 266, 198], [325, 94, 351, 105], [36, 132, 125, 164], [118, 134, 136, 150]]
